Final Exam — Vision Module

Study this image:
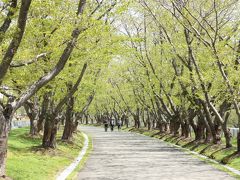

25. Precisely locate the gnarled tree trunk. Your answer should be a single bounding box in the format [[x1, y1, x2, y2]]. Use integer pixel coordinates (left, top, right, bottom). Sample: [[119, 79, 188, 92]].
[[37, 93, 50, 133], [0, 106, 8, 177], [24, 97, 39, 136], [62, 95, 74, 141], [42, 112, 58, 148], [0, 103, 13, 177]]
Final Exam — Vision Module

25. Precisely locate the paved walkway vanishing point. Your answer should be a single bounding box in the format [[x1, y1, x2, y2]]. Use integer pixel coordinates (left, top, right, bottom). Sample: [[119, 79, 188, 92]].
[[77, 126, 234, 180]]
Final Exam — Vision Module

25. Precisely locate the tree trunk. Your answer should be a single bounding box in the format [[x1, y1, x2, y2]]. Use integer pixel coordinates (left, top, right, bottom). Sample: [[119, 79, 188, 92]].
[[200, 105, 216, 143], [195, 117, 205, 142], [205, 128, 212, 143], [134, 108, 140, 129], [85, 113, 89, 124], [170, 120, 174, 134], [222, 112, 232, 148], [134, 115, 139, 129], [237, 132, 240, 153], [90, 116, 93, 124], [37, 93, 50, 133], [125, 117, 129, 128], [30, 117, 38, 136], [147, 120, 151, 131], [62, 96, 74, 141], [142, 110, 147, 127], [73, 119, 79, 133], [214, 124, 222, 145], [0, 106, 9, 177], [24, 99, 39, 136], [158, 122, 165, 133], [237, 118, 240, 153], [42, 112, 58, 149], [174, 121, 180, 136], [182, 121, 190, 138], [146, 109, 150, 130], [223, 127, 232, 148], [180, 121, 185, 137], [164, 123, 169, 132]]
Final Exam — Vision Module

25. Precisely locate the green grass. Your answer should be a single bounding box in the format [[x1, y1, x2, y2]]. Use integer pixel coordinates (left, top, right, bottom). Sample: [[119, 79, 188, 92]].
[[6, 127, 85, 180], [67, 134, 93, 180]]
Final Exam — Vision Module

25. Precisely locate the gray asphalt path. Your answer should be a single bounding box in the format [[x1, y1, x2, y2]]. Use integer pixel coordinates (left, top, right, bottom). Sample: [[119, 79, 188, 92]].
[[77, 126, 235, 180]]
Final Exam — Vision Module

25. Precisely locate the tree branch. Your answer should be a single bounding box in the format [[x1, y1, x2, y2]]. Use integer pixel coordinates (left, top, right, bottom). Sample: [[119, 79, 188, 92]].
[[0, 0, 18, 44], [0, 0, 32, 85], [12, 0, 87, 110], [10, 53, 48, 68], [54, 63, 88, 115]]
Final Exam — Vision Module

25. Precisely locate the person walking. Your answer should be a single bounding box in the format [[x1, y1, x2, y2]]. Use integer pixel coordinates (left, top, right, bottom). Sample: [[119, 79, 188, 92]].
[[103, 119, 109, 132], [117, 119, 122, 131], [110, 119, 115, 132]]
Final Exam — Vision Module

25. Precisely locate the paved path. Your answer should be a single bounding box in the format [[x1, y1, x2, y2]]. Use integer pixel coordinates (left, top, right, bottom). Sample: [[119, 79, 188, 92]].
[[77, 126, 235, 180]]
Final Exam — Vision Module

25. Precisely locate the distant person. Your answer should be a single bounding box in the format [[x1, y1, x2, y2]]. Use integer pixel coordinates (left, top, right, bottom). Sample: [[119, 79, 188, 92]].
[[110, 119, 115, 131], [103, 119, 109, 132], [117, 119, 122, 131]]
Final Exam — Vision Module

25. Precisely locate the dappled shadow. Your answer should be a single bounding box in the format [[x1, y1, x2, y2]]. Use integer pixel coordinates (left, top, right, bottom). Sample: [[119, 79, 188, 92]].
[[30, 145, 61, 156], [190, 143, 203, 151], [182, 140, 199, 148], [150, 131, 161, 137], [8, 129, 41, 154], [199, 144, 214, 154], [175, 137, 186, 145], [128, 128, 135, 132], [182, 140, 194, 148], [158, 133, 169, 139], [9, 128, 83, 157], [209, 147, 234, 159], [221, 151, 240, 164], [165, 135, 177, 142], [78, 126, 235, 180]]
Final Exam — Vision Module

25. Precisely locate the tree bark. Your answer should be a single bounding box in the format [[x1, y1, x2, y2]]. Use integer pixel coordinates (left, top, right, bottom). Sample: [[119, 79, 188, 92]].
[[146, 109, 151, 130], [42, 114, 58, 148], [0, 103, 13, 177], [0, 106, 8, 177], [62, 94, 74, 141], [24, 99, 39, 136], [37, 93, 50, 133], [222, 112, 232, 148], [194, 115, 205, 142]]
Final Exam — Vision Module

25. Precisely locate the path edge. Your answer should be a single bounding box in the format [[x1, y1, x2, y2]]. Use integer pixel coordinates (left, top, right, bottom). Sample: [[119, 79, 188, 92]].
[[125, 128, 240, 178], [56, 132, 90, 180]]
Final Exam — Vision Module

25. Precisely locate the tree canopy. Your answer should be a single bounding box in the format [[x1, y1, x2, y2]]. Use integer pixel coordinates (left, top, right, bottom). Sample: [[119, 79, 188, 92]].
[[0, 0, 240, 178]]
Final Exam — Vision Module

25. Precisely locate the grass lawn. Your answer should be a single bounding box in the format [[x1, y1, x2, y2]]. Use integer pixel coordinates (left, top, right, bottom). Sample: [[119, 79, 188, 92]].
[[67, 135, 93, 180], [6, 127, 84, 180]]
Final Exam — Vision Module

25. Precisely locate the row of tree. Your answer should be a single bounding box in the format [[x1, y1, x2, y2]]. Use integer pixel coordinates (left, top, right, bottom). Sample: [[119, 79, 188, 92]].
[[1, 0, 240, 178], [0, 0, 127, 177], [90, 0, 240, 155]]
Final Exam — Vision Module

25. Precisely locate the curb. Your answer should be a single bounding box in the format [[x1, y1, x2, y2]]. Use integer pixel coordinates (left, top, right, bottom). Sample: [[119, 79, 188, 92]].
[[56, 132, 89, 180]]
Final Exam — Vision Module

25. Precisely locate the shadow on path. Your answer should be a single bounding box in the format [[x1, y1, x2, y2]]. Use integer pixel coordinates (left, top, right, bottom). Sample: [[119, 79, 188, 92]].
[[77, 126, 234, 180]]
